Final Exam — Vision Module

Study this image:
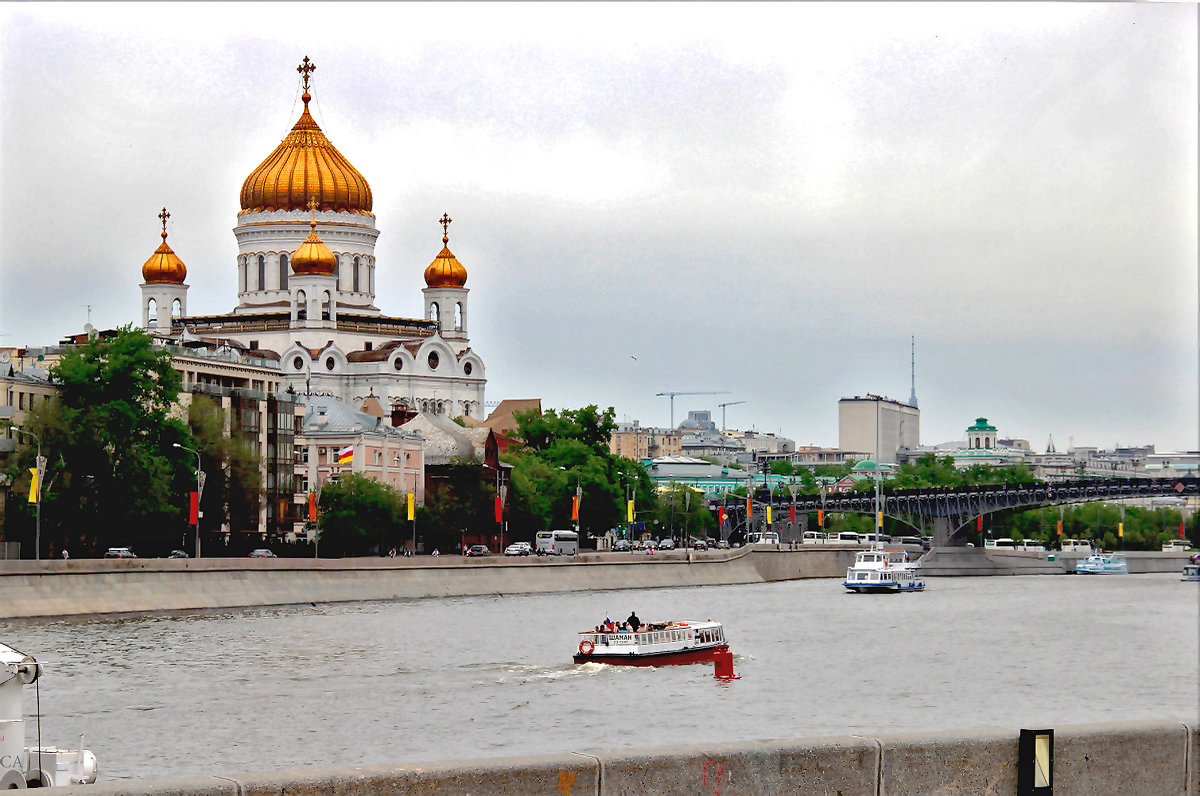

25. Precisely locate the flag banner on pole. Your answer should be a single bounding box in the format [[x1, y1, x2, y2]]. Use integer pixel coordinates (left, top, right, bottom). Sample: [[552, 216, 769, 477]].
[[1056, 519, 1062, 536], [495, 495, 503, 523], [1118, 522, 1123, 538], [407, 492, 415, 521], [746, 497, 752, 518], [28, 467, 38, 503], [718, 507, 726, 527], [627, 500, 634, 523], [766, 506, 772, 525], [337, 445, 354, 464], [309, 493, 317, 522], [571, 496, 579, 521], [789, 505, 795, 522], [1181, 522, 1186, 538], [976, 515, 983, 532], [189, 492, 199, 525], [878, 511, 884, 529]]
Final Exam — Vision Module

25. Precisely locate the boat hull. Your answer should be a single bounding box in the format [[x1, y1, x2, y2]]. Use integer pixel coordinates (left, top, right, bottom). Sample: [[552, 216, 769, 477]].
[[574, 644, 729, 667], [843, 582, 925, 593]]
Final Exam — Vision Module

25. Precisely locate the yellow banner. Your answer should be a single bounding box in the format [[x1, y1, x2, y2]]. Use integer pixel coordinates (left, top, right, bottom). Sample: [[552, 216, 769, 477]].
[[28, 467, 38, 503], [407, 492, 415, 521], [627, 500, 634, 523], [766, 506, 772, 525], [1118, 522, 1123, 538], [877, 510, 883, 529]]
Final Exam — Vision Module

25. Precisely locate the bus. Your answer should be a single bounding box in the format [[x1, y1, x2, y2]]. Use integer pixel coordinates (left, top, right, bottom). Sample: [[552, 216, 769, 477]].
[[535, 530, 579, 556], [745, 531, 780, 545]]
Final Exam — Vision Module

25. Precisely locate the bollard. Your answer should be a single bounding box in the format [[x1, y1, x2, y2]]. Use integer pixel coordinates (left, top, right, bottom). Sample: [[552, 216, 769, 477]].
[[713, 649, 740, 679]]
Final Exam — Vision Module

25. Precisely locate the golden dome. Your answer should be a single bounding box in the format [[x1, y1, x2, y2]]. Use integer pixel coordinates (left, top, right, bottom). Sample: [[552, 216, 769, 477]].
[[239, 58, 372, 215], [291, 208, 338, 276], [424, 213, 468, 288], [142, 208, 187, 284]]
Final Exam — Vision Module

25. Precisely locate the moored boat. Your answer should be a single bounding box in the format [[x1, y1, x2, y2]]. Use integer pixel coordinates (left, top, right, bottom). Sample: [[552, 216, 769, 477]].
[[574, 620, 728, 666], [843, 548, 926, 593], [1182, 563, 1200, 582], [1074, 552, 1128, 575]]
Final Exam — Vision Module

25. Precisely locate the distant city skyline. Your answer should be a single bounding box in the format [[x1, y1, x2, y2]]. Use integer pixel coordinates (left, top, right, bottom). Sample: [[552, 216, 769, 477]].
[[1, 3, 1195, 451]]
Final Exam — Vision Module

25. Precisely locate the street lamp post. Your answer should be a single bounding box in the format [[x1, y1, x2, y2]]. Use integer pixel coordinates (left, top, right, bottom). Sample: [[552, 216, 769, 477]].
[[13, 427, 43, 560], [172, 443, 205, 558], [560, 466, 581, 536]]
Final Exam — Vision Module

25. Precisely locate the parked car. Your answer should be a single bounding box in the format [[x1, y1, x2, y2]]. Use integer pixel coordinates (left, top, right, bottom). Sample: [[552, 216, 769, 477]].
[[466, 544, 490, 557], [504, 542, 532, 556], [248, 549, 276, 558], [167, 549, 190, 559], [690, 539, 708, 550], [104, 547, 137, 558], [715, 539, 730, 549], [658, 538, 676, 550], [613, 539, 632, 552]]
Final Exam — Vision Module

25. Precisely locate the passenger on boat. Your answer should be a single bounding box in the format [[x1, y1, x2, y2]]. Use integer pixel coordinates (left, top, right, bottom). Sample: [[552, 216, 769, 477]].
[[627, 612, 641, 632]]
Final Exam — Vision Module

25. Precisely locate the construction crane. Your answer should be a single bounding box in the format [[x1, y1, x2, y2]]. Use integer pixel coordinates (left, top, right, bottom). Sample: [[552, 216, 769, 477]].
[[655, 391, 730, 428], [717, 400, 746, 431]]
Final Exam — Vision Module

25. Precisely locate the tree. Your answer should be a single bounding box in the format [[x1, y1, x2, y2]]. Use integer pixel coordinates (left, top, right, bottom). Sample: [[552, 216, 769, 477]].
[[5, 327, 190, 557], [186, 394, 262, 543], [318, 473, 404, 556]]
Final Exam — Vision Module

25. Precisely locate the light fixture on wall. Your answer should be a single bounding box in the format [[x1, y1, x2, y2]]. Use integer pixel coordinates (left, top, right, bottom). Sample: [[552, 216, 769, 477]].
[[1018, 728, 1052, 796]]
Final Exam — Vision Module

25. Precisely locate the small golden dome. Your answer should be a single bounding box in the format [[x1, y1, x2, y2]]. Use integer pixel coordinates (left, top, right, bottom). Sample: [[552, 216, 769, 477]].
[[424, 213, 468, 288], [239, 58, 372, 215], [291, 199, 338, 276], [142, 208, 187, 284]]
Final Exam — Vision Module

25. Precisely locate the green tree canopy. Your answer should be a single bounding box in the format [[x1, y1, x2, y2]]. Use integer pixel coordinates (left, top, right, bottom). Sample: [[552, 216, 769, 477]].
[[318, 472, 404, 556]]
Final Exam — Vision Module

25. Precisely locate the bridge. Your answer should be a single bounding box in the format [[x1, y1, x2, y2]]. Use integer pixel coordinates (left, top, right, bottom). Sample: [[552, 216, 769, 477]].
[[717, 477, 1199, 546]]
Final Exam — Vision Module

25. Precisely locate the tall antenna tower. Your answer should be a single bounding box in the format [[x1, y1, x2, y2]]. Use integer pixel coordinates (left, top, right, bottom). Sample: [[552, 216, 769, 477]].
[[908, 336, 918, 408]]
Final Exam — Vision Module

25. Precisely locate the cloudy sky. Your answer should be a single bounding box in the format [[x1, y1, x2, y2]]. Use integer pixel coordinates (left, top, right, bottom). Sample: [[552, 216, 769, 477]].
[[1, 3, 1196, 452]]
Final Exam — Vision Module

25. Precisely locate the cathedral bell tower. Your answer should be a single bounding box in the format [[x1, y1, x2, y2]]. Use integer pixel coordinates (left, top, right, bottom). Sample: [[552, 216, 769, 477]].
[[421, 213, 469, 342], [140, 207, 188, 332]]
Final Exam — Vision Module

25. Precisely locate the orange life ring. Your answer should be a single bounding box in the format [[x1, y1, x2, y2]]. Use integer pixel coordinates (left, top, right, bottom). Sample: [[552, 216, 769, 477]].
[[579, 639, 594, 655]]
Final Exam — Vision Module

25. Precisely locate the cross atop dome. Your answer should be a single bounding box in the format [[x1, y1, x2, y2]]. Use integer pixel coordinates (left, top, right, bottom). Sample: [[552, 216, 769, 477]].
[[440, 212, 452, 244], [297, 56, 315, 91], [158, 207, 170, 235]]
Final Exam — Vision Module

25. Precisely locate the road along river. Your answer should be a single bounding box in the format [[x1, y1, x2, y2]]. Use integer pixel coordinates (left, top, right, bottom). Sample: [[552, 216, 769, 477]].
[[1, 572, 1195, 782]]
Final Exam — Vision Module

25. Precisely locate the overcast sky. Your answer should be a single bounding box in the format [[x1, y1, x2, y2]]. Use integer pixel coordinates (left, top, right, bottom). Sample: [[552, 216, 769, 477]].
[[1, 3, 1196, 452]]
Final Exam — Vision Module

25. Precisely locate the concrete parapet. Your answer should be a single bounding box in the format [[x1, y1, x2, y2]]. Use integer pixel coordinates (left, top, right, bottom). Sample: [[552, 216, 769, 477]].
[[46, 720, 1196, 795]]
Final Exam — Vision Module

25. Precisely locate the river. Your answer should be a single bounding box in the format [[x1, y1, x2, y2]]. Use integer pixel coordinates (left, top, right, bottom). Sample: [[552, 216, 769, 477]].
[[2, 573, 1196, 781]]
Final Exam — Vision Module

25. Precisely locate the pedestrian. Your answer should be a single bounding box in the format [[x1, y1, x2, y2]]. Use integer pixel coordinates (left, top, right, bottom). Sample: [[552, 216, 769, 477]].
[[388, 547, 397, 558], [62, 548, 69, 560], [626, 611, 641, 632], [432, 548, 440, 557]]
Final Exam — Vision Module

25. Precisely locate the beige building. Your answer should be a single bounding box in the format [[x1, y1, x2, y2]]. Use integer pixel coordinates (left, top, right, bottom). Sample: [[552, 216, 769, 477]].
[[610, 422, 682, 460], [838, 395, 920, 464]]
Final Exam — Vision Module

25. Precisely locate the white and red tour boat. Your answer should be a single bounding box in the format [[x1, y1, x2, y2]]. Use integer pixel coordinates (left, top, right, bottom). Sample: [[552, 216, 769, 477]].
[[574, 619, 729, 666]]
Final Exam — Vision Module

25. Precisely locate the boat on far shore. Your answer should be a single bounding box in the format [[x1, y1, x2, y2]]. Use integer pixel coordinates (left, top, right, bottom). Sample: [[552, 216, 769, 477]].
[[1182, 562, 1200, 582], [843, 548, 926, 593], [1074, 552, 1129, 575]]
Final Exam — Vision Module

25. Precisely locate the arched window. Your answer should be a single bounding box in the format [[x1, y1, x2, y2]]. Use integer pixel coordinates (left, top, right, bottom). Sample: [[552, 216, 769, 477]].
[[296, 289, 307, 320], [429, 302, 440, 326], [279, 254, 289, 290], [454, 302, 463, 331], [171, 298, 182, 318], [334, 257, 341, 290], [353, 257, 360, 292], [147, 298, 158, 323], [322, 290, 332, 321], [239, 257, 247, 292], [257, 255, 265, 291]]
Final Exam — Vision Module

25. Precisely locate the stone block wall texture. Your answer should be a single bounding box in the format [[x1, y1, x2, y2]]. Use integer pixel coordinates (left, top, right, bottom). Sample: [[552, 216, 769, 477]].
[[48, 721, 1197, 795]]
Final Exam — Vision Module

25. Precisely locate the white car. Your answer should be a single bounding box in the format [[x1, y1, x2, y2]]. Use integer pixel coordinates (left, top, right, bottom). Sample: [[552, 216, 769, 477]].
[[504, 542, 532, 556]]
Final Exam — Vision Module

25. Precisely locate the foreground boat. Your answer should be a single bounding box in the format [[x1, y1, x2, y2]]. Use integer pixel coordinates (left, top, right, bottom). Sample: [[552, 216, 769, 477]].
[[1182, 563, 1200, 582], [1074, 552, 1128, 575], [574, 620, 728, 666], [843, 548, 926, 593]]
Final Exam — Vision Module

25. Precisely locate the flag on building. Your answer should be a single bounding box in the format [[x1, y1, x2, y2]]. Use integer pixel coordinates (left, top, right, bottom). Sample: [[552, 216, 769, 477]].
[[337, 445, 354, 464]]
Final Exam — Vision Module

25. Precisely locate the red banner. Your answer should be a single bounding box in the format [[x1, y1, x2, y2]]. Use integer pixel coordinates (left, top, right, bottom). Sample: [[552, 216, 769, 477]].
[[309, 493, 317, 522], [718, 507, 726, 527], [495, 495, 503, 523], [817, 509, 824, 527], [1182, 522, 1187, 538], [571, 496, 579, 521], [789, 505, 795, 523], [976, 515, 983, 532], [746, 497, 752, 518], [189, 492, 199, 525]]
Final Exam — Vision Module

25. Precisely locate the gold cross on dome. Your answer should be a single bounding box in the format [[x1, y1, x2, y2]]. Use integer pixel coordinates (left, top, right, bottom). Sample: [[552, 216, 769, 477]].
[[439, 213, 452, 241], [158, 207, 170, 235], [307, 196, 319, 225], [297, 56, 316, 91]]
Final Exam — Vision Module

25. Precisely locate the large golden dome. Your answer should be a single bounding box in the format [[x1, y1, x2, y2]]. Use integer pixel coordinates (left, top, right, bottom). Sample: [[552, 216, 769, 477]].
[[424, 213, 468, 288], [142, 208, 187, 284], [239, 59, 372, 215]]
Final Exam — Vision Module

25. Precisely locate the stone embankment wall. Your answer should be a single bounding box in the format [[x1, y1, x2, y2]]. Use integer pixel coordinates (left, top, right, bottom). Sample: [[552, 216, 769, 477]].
[[54, 720, 1198, 795], [0, 547, 858, 620]]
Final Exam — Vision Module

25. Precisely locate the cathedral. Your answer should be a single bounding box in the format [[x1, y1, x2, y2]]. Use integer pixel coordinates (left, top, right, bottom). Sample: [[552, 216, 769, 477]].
[[139, 57, 487, 420]]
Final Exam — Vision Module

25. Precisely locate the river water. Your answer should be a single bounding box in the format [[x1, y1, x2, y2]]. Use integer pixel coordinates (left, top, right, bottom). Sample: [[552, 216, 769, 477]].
[[2, 573, 1197, 781]]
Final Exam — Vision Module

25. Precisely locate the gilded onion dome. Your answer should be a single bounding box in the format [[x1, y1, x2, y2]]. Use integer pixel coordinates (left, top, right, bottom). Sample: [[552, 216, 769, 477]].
[[142, 208, 187, 284], [424, 213, 468, 288], [239, 57, 373, 215], [292, 199, 339, 275]]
